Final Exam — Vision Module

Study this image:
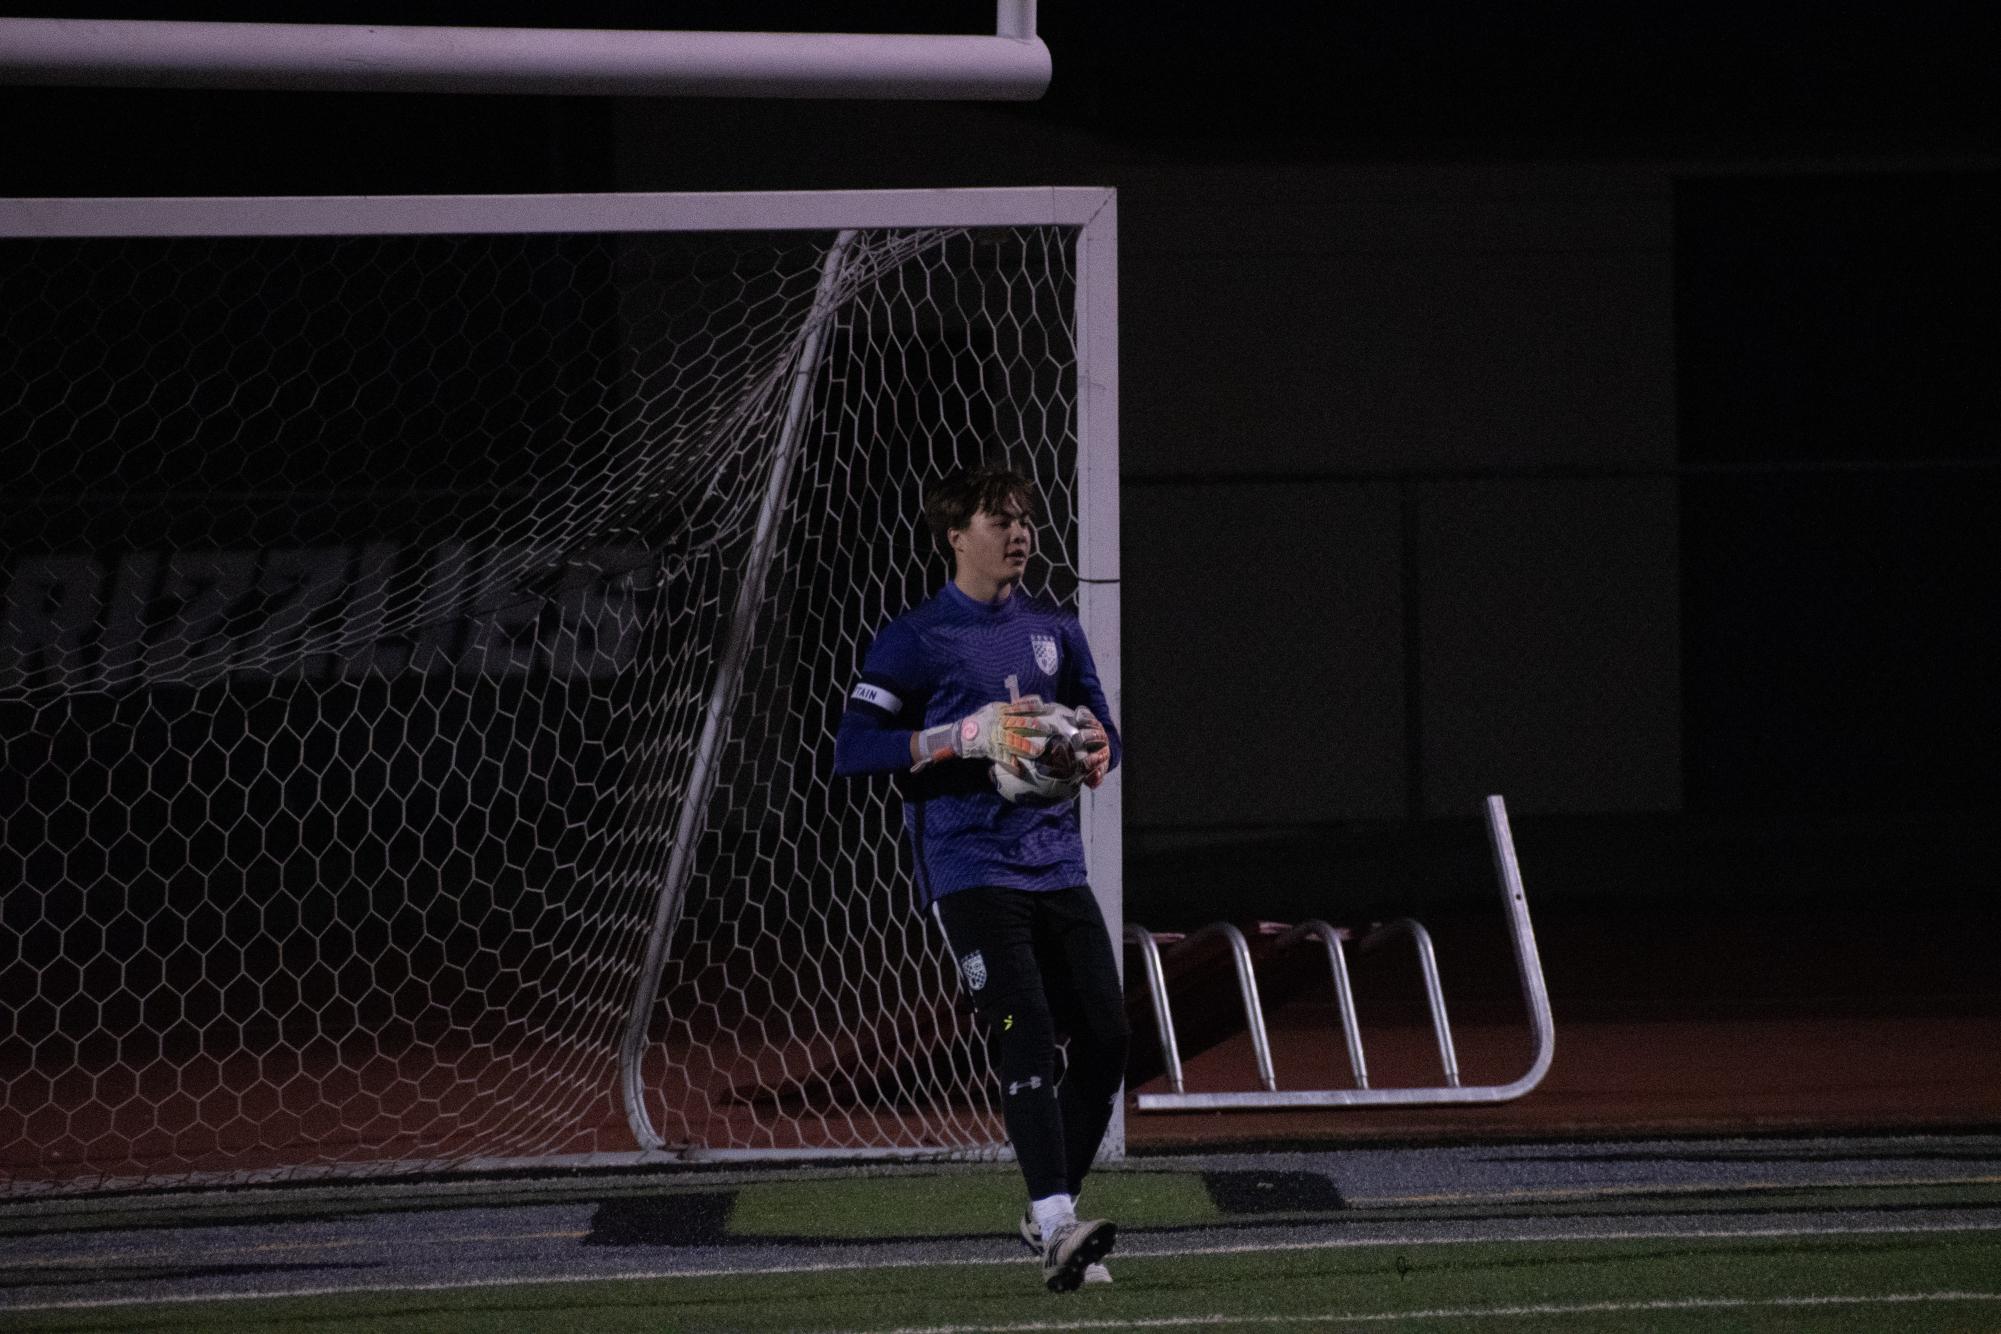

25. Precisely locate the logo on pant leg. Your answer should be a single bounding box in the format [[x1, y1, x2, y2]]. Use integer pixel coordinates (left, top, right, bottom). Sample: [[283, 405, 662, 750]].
[[959, 950, 987, 990]]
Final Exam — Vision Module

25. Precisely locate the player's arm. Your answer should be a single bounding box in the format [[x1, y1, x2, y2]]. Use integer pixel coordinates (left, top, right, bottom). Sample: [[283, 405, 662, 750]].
[[833, 624, 926, 777], [834, 622, 1054, 774], [911, 698, 1051, 771], [832, 683, 923, 776], [837, 684, 1051, 775]]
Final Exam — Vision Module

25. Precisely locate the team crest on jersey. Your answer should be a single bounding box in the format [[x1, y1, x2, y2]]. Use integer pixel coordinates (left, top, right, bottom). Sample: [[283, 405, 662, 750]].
[[1031, 633, 1059, 676], [959, 950, 988, 991]]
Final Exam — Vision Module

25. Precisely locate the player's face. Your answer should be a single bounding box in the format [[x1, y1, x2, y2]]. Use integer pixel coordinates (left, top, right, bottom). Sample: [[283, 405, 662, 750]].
[[953, 502, 1034, 588]]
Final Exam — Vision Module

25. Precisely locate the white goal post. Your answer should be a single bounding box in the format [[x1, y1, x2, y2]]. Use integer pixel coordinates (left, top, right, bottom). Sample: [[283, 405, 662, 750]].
[[0, 187, 1119, 1194]]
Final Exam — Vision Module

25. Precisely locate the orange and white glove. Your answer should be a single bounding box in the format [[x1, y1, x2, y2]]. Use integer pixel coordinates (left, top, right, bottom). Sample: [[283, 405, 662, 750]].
[[913, 697, 1051, 771], [1070, 705, 1112, 788]]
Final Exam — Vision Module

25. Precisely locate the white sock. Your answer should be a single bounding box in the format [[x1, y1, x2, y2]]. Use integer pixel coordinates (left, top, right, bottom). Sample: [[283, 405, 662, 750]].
[[1030, 1192, 1076, 1237]]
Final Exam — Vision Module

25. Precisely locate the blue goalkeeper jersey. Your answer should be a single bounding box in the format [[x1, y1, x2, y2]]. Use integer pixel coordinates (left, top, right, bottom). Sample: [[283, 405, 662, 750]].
[[833, 582, 1121, 903]]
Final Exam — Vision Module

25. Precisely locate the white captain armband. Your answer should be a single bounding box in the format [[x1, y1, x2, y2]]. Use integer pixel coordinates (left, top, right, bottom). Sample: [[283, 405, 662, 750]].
[[850, 682, 902, 714]]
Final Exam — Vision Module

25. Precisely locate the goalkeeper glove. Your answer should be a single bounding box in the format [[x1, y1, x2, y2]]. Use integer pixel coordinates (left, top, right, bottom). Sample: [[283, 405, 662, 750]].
[[913, 698, 1050, 770], [1071, 705, 1112, 788]]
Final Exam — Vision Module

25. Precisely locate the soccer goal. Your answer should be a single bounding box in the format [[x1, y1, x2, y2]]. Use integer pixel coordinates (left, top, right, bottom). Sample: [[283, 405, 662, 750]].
[[0, 188, 1120, 1194]]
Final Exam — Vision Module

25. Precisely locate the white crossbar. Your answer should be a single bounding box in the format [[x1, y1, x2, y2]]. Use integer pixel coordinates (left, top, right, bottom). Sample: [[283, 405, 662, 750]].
[[0, 14, 1051, 100]]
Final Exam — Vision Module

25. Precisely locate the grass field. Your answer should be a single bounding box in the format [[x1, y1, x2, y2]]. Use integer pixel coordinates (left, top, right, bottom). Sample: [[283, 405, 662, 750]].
[[8, 1147, 2001, 1332], [14, 1230, 2001, 1332]]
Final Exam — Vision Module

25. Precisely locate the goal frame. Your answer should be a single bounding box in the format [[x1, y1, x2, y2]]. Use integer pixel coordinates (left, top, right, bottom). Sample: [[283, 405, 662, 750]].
[[0, 186, 1124, 1173]]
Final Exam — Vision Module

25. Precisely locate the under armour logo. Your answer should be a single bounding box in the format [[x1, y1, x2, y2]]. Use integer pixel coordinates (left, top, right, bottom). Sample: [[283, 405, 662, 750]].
[[1006, 1076, 1045, 1096]]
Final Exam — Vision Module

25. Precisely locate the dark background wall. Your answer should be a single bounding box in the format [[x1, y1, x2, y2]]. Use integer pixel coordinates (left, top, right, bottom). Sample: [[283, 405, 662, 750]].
[[7, 0, 1998, 913]]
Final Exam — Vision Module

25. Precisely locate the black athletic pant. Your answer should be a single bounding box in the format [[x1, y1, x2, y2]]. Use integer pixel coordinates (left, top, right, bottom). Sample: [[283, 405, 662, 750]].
[[932, 885, 1131, 1202]]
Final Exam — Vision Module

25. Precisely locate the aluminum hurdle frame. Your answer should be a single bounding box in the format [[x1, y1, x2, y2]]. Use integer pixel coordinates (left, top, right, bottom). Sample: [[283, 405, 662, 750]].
[[1128, 794, 1553, 1111]]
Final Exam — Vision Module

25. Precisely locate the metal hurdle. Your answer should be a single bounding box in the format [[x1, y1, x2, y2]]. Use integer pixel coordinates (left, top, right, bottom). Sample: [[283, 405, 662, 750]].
[[1126, 795, 1554, 1111]]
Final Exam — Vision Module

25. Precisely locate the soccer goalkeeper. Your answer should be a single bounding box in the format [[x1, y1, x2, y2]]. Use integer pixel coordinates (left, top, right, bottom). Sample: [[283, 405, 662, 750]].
[[833, 463, 1127, 1293]]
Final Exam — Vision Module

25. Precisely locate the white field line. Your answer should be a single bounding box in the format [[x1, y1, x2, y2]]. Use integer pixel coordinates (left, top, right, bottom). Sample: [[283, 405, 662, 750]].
[[870, 1291, 2001, 1333], [7, 1216, 2001, 1314], [1342, 1171, 2001, 1208]]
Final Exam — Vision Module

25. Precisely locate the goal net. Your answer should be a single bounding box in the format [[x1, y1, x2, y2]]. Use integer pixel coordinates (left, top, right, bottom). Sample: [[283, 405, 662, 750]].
[[0, 190, 1120, 1194]]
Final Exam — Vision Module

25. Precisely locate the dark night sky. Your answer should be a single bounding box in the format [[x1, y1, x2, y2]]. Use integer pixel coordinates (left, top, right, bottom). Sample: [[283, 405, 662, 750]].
[[5, 2, 1999, 886], [7, 1, 2000, 164]]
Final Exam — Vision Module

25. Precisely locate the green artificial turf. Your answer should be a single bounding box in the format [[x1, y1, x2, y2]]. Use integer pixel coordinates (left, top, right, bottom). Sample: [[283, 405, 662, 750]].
[[727, 1168, 1220, 1238], [15, 1229, 2001, 1333]]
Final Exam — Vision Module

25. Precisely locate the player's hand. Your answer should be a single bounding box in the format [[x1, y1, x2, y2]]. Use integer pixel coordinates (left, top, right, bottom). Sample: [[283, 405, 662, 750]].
[[1071, 705, 1112, 788], [912, 697, 1050, 770]]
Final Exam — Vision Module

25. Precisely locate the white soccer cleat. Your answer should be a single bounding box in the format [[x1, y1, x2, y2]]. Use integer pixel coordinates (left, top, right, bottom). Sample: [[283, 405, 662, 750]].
[[1035, 1215, 1117, 1292], [1021, 1208, 1113, 1284]]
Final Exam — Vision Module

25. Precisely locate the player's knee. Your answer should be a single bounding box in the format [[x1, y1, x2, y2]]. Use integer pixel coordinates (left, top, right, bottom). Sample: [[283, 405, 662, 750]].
[[1068, 1020, 1129, 1098], [1098, 1021, 1131, 1072], [1073, 1007, 1129, 1063], [984, 991, 1057, 1073], [983, 990, 1055, 1045]]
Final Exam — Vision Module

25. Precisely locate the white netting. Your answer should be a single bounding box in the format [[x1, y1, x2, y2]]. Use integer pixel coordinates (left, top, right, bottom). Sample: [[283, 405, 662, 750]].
[[0, 214, 1083, 1194]]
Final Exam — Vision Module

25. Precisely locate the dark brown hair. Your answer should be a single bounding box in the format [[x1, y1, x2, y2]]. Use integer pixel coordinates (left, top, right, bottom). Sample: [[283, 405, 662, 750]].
[[922, 463, 1039, 549]]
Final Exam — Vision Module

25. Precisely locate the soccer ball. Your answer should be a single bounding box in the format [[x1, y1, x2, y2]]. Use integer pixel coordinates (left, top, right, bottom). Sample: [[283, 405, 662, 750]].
[[991, 752, 1084, 807], [990, 705, 1088, 808]]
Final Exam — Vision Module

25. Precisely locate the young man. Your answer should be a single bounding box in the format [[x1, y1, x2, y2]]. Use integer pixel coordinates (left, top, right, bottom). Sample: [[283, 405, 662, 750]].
[[833, 464, 1129, 1293]]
